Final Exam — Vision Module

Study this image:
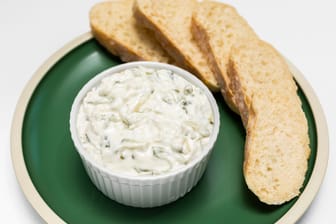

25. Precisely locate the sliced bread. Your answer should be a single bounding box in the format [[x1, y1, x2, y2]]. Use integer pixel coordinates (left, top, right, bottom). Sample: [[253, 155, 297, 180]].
[[89, 0, 172, 63], [228, 39, 310, 204], [133, 0, 220, 91], [192, 1, 258, 113]]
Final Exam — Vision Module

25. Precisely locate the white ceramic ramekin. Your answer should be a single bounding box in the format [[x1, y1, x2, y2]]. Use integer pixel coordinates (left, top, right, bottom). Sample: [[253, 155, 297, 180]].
[[69, 61, 220, 207]]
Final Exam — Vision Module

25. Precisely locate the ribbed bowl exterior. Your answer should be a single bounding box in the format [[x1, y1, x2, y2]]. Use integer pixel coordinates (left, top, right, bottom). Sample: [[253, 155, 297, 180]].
[[80, 150, 212, 207]]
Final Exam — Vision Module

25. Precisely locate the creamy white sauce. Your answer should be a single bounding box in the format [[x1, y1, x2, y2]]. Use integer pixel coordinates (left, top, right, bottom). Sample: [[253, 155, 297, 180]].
[[77, 66, 214, 176]]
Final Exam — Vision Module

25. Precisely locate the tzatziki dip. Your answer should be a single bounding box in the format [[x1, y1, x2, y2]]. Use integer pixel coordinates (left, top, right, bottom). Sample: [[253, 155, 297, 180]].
[[76, 66, 214, 176]]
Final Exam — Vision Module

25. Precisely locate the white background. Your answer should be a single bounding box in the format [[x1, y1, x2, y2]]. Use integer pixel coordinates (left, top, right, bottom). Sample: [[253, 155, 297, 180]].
[[1, 0, 335, 223]]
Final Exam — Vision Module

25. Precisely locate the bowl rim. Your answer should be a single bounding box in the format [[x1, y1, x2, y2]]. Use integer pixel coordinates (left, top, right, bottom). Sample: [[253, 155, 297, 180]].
[[69, 61, 220, 181]]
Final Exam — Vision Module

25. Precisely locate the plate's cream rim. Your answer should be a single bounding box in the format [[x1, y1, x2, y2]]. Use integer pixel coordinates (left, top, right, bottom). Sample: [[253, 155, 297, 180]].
[[10, 32, 329, 224]]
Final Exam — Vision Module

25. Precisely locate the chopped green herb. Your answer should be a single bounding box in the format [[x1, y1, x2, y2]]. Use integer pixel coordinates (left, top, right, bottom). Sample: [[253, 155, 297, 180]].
[[209, 116, 214, 125], [182, 101, 188, 106], [99, 91, 108, 97], [134, 167, 153, 174], [181, 100, 191, 106], [103, 136, 110, 148], [169, 71, 174, 80], [153, 146, 165, 158], [184, 85, 193, 95], [182, 106, 188, 114], [85, 134, 90, 143], [122, 118, 131, 128], [162, 97, 172, 104]]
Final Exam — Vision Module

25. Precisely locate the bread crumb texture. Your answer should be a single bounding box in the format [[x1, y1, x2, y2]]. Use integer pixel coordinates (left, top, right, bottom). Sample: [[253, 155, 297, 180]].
[[229, 40, 310, 205]]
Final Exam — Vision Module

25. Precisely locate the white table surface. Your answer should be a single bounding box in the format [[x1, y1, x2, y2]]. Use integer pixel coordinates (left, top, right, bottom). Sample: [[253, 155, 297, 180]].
[[1, 0, 334, 223]]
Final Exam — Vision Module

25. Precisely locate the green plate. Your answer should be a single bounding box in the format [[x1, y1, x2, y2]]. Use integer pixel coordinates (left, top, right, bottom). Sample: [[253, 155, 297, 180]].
[[11, 33, 329, 224]]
